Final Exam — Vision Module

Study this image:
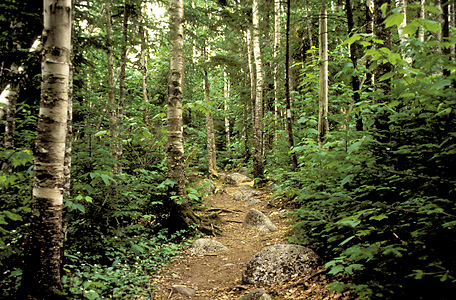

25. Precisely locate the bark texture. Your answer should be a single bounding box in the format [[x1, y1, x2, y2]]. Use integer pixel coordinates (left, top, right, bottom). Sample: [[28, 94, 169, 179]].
[[203, 52, 217, 177], [318, 5, 329, 143], [22, 0, 72, 298], [252, 0, 264, 178], [285, 0, 297, 170], [106, 2, 117, 164], [167, 0, 196, 230]]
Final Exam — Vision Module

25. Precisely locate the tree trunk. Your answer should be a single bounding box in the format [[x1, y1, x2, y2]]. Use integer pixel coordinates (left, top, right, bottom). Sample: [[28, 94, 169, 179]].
[[273, 0, 281, 135], [373, 0, 392, 94], [252, 0, 264, 179], [139, 20, 150, 127], [167, 0, 196, 230], [22, 0, 71, 298], [246, 27, 256, 135], [318, 5, 329, 143], [285, 0, 297, 170], [3, 67, 17, 152], [203, 48, 217, 177], [345, 0, 363, 131], [106, 2, 118, 168], [244, 71, 251, 164], [419, 0, 426, 42], [116, 2, 128, 173], [442, 0, 450, 76], [224, 71, 231, 147]]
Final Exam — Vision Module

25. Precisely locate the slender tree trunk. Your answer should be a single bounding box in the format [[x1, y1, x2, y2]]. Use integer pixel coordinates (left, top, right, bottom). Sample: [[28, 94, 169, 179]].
[[167, 0, 197, 229], [106, 2, 117, 167], [246, 27, 256, 137], [263, 3, 274, 158], [304, 0, 314, 49], [252, 0, 264, 178], [244, 71, 251, 164], [373, 0, 392, 94], [273, 0, 281, 134], [116, 2, 128, 173], [203, 47, 217, 177], [419, 0, 426, 42], [442, 0, 450, 76], [285, 0, 297, 170], [318, 5, 329, 143], [22, 1, 71, 298], [345, 0, 363, 131], [224, 71, 231, 147], [3, 67, 17, 152], [139, 20, 150, 127]]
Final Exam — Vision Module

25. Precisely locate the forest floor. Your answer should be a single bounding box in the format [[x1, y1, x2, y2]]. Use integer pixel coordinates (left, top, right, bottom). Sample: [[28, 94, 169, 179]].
[[150, 179, 355, 300]]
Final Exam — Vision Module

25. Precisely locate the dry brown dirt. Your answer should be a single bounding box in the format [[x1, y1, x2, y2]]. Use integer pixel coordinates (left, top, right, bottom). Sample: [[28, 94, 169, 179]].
[[150, 182, 355, 300]]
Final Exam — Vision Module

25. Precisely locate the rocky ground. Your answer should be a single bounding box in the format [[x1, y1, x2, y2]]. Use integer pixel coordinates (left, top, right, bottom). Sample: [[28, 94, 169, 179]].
[[149, 175, 356, 300]]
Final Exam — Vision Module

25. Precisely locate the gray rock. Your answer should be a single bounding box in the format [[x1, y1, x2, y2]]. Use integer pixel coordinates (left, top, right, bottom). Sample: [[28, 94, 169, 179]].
[[189, 238, 227, 254], [243, 209, 277, 233], [172, 284, 195, 296], [242, 288, 273, 300], [233, 190, 261, 201], [245, 198, 261, 206], [226, 172, 252, 186], [239, 167, 249, 175], [270, 209, 289, 219], [242, 244, 320, 286]]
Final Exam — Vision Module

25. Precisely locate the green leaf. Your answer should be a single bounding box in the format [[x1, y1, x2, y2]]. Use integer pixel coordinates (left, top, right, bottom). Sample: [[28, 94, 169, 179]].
[[344, 34, 362, 45], [131, 243, 145, 255], [424, 5, 441, 14], [3, 211, 23, 221], [369, 214, 388, 221], [345, 263, 364, 274], [384, 13, 404, 28], [94, 130, 109, 137], [328, 264, 344, 275], [379, 72, 395, 81], [339, 235, 356, 246], [402, 21, 420, 35], [348, 140, 363, 154], [421, 19, 440, 33], [430, 79, 451, 90], [100, 174, 111, 186]]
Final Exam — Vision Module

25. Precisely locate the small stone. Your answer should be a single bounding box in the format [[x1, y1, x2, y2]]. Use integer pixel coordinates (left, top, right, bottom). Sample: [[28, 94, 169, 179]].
[[242, 288, 273, 300], [172, 284, 195, 296], [189, 238, 227, 254]]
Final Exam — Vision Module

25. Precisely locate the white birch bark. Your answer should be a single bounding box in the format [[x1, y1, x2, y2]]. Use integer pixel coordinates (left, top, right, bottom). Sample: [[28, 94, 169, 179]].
[[24, 0, 71, 296], [274, 0, 281, 133], [318, 5, 329, 143], [252, 0, 264, 178], [224, 71, 231, 146]]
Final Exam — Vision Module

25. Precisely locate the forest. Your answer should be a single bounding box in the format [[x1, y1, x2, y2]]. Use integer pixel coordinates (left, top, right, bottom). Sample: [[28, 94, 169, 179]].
[[0, 0, 455, 299]]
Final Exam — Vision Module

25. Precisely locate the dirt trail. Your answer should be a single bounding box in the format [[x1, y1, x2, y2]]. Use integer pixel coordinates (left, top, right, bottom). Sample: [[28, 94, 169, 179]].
[[151, 182, 354, 300]]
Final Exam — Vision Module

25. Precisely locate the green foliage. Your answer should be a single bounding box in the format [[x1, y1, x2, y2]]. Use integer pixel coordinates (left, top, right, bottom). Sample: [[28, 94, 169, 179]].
[[277, 27, 456, 299], [62, 230, 183, 299]]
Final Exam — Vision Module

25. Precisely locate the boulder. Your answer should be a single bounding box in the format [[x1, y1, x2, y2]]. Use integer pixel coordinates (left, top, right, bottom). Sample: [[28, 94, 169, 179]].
[[245, 198, 261, 206], [172, 284, 195, 296], [243, 209, 277, 233], [225, 172, 252, 186], [242, 288, 273, 300], [189, 238, 227, 254], [242, 244, 320, 286]]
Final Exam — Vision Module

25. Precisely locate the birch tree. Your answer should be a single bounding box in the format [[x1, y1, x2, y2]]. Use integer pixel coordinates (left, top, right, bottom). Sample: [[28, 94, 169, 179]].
[[318, 5, 329, 143], [252, 0, 264, 178], [167, 0, 197, 228], [203, 47, 217, 177], [22, 0, 72, 297], [285, 0, 297, 170]]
